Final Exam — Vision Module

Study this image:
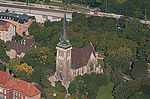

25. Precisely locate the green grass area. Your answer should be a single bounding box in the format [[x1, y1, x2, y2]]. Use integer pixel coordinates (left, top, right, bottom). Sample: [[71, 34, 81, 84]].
[[45, 2, 65, 7], [96, 82, 114, 99], [96, 0, 102, 2], [50, 85, 59, 93], [45, 1, 89, 11]]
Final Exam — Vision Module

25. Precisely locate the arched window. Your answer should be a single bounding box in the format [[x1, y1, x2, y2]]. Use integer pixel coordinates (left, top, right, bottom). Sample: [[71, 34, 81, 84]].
[[60, 63, 62, 67], [90, 63, 94, 72], [77, 70, 79, 76]]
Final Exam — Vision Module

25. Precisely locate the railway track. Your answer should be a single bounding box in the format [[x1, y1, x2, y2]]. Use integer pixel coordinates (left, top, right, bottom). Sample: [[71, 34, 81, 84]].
[[0, 3, 73, 14]]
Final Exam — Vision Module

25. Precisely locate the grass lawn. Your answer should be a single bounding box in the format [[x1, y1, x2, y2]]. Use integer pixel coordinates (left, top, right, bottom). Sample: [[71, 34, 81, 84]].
[[45, 2, 65, 7], [45, 1, 89, 11], [96, 82, 114, 99]]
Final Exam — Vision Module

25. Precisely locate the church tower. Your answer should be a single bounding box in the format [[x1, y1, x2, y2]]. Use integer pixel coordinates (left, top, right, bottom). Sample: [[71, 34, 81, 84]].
[[56, 10, 72, 84]]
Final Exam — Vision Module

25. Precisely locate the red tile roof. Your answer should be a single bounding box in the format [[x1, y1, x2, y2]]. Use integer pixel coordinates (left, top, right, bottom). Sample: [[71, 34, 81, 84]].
[[0, 70, 40, 97], [0, 71, 12, 85], [71, 43, 95, 69], [0, 20, 11, 31]]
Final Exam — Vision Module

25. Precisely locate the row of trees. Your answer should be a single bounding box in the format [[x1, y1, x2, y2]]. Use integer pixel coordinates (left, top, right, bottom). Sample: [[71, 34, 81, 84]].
[[0, 40, 10, 63], [11, 0, 150, 20], [63, 0, 150, 20]]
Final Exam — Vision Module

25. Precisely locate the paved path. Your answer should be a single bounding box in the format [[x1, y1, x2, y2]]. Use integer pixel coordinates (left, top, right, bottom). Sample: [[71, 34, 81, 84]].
[[48, 75, 57, 87], [0, 59, 8, 65]]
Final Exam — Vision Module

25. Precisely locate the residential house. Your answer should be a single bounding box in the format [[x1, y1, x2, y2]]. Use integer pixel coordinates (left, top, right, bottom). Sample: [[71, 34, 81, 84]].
[[6, 39, 36, 59], [0, 11, 35, 36], [0, 20, 15, 42], [0, 70, 41, 99]]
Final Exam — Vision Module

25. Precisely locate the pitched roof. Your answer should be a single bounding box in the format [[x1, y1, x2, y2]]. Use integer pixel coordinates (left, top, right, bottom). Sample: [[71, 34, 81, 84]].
[[0, 70, 40, 97], [0, 20, 9, 25], [0, 71, 12, 85], [0, 11, 35, 24], [71, 43, 95, 69], [6, 78, 40, 97], [7, 39, 35, 55], [0, 20, 11, 31]]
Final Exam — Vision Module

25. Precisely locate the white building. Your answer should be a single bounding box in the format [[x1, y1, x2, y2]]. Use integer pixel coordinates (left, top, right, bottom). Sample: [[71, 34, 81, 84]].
[[0, 20, 15, 42]]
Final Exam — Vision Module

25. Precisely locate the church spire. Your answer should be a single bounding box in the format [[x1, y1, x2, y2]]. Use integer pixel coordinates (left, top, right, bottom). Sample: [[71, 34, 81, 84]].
[[57, 9, 71, 49], [62, 9, 67, 41]]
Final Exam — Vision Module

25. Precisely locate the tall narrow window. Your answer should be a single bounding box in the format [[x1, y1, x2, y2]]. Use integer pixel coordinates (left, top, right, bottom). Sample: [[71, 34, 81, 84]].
[[82, 68, 84, 74], [90, 63, 94, 72]]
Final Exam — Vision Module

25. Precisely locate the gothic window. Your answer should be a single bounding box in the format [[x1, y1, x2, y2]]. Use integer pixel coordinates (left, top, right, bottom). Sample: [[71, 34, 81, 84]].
[[90, 63, 94, 72], [77, 70, 79, 75], [60, 63, 62, 67], [62, 52, 64, 57], [58, 51, 60, 56], [60, 69, 62, 72], [74, 70, 76, 75], [82, 68, 84, 74], [59, 70, 63, 80]]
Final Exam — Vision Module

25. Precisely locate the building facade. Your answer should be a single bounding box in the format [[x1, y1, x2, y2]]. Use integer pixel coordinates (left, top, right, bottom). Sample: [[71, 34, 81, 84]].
[[0, 70, 41, 99], [0, 11, 35, 36], [56, 11, 100, 86], [0, 20, 15, 42]]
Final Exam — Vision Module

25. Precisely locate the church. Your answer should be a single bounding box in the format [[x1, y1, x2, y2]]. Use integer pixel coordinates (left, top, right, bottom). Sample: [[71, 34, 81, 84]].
[[55, 11, 101, 86]]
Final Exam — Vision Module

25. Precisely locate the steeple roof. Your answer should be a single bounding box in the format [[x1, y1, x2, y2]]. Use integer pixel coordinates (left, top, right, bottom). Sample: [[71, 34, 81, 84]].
[[62, 10, 67, 41], [57, 10, 71, 49]]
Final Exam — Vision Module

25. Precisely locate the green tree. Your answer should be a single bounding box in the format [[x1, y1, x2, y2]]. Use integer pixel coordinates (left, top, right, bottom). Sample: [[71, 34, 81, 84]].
[[105, 47, 132, 73], [37, 27, 53, 45], [21, 47, 55, 72], [28, 21, 40, 36], [131, 60, 148, 79], [68, 73, 108, 99], [69, 33, 87, 48], [121, 19, 149, 42], [113, 79, 141, 99], [0, 63, 6, 71], [0, 40, 10, 63], [55, 81, 66, 93], [103, 19, 117, 32]]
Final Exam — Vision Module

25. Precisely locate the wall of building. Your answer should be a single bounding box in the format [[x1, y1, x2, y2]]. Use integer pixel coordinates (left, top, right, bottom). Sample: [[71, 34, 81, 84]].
[[56, 47, 72, 84], [87, 52, 97, 73], [0, 87, 9, 99], [6, 49, 17, 59], [30, 93, 41, 99], [0, 18, 34, 36], [0, 24, 15, 42]]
